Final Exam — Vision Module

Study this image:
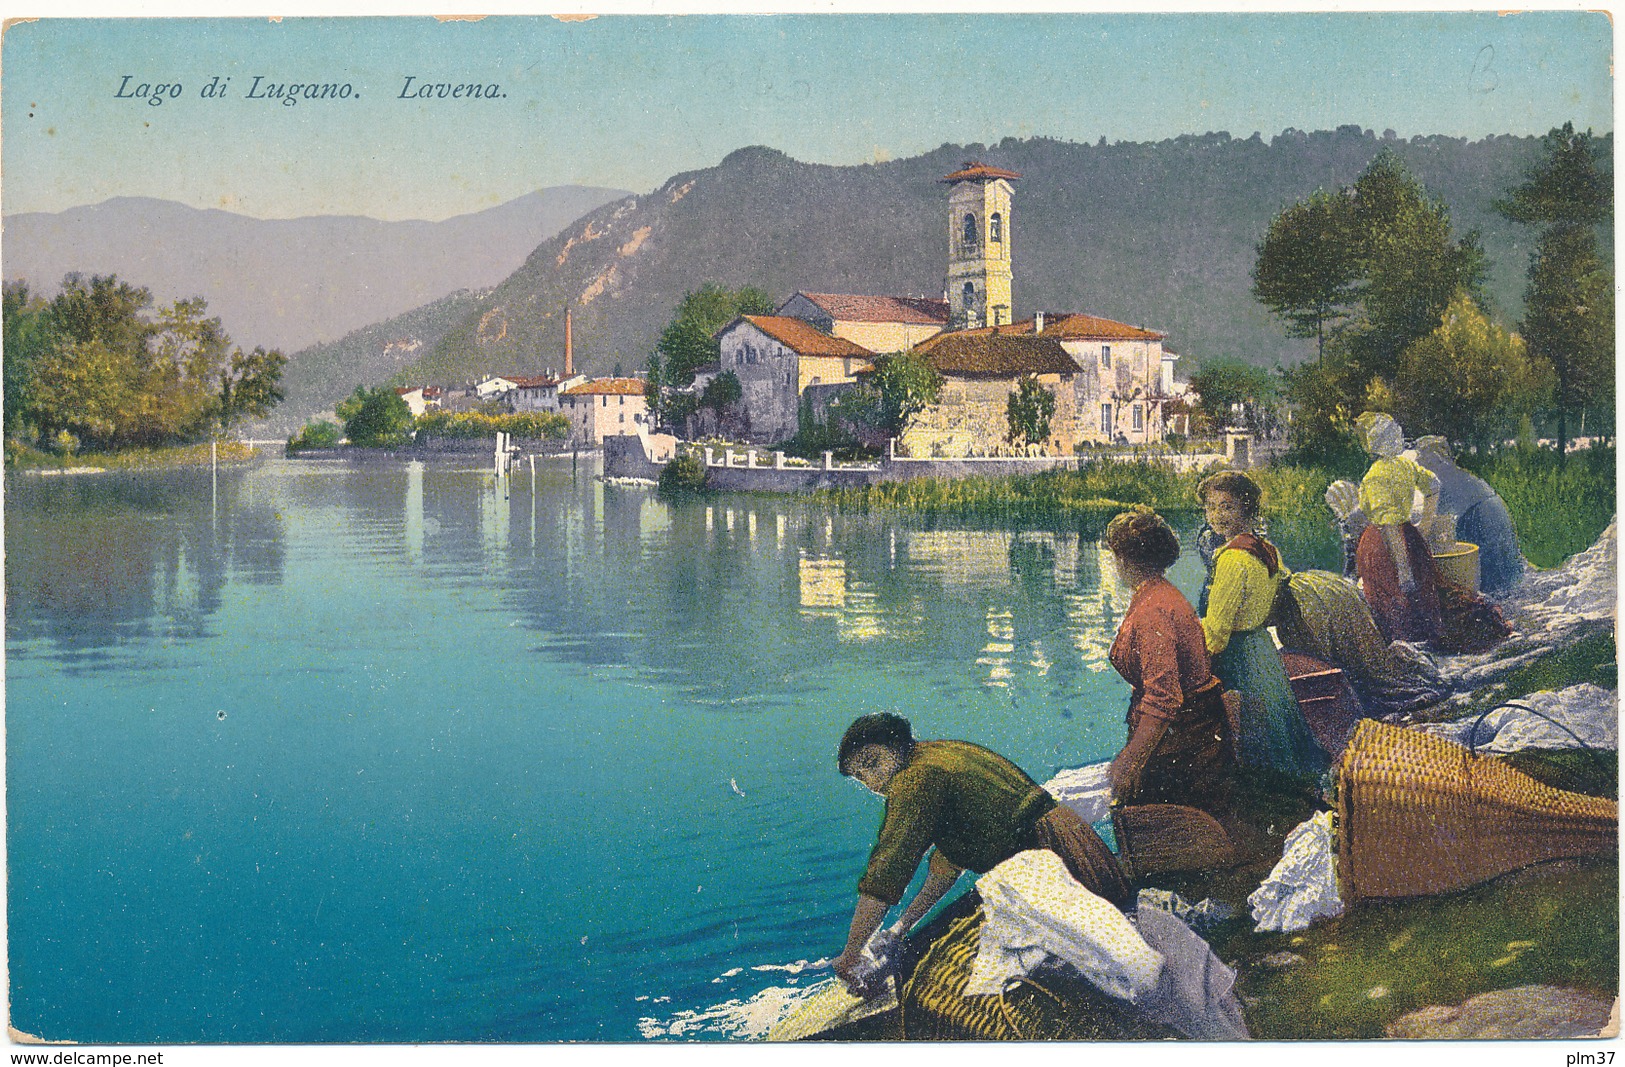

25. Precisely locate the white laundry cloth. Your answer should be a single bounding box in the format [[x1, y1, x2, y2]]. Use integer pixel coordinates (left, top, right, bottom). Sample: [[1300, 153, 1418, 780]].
[[1247, 810, 1345, 933], [1042, 761, 1113, 824], [1416, 684, 1617, 754], [1132, 905, 1251, 1040], [967, 850, 1162, 1000]]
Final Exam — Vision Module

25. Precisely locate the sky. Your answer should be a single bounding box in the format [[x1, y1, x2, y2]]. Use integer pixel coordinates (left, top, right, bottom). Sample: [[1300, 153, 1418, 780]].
[[0, 8, 1614, 221]]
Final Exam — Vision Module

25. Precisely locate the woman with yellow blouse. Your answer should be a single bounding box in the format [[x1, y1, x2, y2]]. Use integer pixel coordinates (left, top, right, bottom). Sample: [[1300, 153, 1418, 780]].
[[1352, 412, 1445, 644], [1198, 471, 1330, 779]]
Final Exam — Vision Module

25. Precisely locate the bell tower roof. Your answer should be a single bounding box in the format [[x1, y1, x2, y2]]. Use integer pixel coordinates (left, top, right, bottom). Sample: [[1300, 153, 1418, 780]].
[[939, 161, 1023, 184]]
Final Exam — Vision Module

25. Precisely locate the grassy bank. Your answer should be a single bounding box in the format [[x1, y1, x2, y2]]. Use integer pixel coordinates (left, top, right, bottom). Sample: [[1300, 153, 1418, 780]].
[[1465, 445, 1616, 569], [805, 446, 1613, 571], [5, 439, 262, 472]]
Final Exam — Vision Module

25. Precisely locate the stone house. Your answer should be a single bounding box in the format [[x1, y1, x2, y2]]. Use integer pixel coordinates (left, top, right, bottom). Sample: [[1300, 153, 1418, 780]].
[[942, 313, 1175, 446], [560, 378, 649, 446], [775, 292, 949, 354], [903, 332, 1080, 456], [509, 373, 586, 414], [715, 315, 874, 443]]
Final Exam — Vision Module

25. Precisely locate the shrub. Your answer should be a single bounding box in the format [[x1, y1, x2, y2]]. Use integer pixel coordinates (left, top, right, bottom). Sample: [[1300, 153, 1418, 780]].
[[285, 419, 342, 454], [658, 451, 709, 495]]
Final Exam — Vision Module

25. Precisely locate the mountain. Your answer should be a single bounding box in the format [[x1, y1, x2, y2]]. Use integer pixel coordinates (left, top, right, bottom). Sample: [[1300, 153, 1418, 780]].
[[404, 129, 1598, 386], [267, 287, 493, 432], [1, 186, 629, 354]]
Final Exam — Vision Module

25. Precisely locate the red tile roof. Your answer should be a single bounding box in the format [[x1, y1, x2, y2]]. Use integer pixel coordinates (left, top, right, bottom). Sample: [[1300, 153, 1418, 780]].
[[952, 313, 1165, 342], [564, 378, 647, 396], [915, 333, 1078, 378], [940, 161, 1023, 184], [510, 375, 560, 389], [791, 292, 950, 325], [731, 315, 875, 358]]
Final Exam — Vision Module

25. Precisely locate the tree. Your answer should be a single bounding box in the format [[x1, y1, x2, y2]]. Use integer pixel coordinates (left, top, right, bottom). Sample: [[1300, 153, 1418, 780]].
[[1496, 123, 1615, 458], [655, 283, 775, 385], [1006, 375, 1055, 448], [1494, 122, 1612, 228], [3, 274, 287, 451], [1519, 225, 1614, 456], [1187, 356, 1275, 431], [2, 282, 55, 439], [1394, 292, 1538, 453], [219, 346, 287, 429], [852, 350, 943, 439], [340, 385, 415, 448], [1342, 149, 1488, 384], [1251, 189, 1360, 360]]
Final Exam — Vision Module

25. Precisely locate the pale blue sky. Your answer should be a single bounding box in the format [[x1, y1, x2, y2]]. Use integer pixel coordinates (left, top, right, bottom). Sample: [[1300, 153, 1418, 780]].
[[1, 11, 1612, 220]]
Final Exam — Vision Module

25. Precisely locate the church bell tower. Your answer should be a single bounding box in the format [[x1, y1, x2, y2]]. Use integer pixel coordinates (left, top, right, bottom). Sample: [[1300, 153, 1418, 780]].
[[941, 162, 1021, 328]]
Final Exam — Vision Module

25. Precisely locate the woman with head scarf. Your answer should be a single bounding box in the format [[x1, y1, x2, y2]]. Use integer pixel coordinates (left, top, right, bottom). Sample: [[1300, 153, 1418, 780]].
[[1348, 412, 1446, 644]]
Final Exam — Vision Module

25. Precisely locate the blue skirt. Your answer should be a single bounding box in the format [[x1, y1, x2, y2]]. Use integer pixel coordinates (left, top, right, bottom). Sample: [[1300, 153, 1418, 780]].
[[1212, 626, 1330, 778]]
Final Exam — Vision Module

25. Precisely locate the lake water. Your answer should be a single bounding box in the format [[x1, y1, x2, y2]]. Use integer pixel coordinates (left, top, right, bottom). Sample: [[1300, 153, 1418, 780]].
[[5, 456, 1337, 1042]]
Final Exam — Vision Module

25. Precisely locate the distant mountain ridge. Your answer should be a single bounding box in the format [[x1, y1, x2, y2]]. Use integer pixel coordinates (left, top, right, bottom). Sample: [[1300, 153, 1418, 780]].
[[402, 129, 1602, 390], [2, 186, 629, 354]]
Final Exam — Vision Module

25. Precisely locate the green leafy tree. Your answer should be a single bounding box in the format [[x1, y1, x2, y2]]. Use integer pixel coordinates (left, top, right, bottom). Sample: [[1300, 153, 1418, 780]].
[[341, 385, 415, 447], [1006, 375, 1056, 447], [859, 350, 943, 439], [1187, 356, 1276, 431], [1494, 122, 1612, 228], [220, 346, 288, 428], [1496, 123, 1615, 458], [1342, 150, 1488, 383], [5, 274, 286, 451], [656, 283, 775, 385], [2, 282, 55, 439], [1251, 189, 1361, 360], [286, 419, 342, 454], [1394, 292, 1537, 453]]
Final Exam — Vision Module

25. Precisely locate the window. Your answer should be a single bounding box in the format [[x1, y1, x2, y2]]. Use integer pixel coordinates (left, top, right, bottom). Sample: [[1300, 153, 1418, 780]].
[[1132, 404, 1143, 432], [601, 396, 607, 407], [962, 281, 976, 303], [1101, 345, 1112, 368], [962, 213, 977, 247], [990, 212, 1003, 242], [1101, 403, 1113, 431]]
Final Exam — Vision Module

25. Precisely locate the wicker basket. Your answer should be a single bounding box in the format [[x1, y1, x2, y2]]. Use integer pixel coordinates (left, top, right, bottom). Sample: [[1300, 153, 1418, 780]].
[[897, 905, 1170, 1041], [1336, 719, 1617, 901]]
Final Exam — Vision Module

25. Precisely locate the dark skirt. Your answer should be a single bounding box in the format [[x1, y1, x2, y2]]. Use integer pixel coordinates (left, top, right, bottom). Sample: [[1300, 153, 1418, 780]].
[[1121, 682, 1237, 818], [1022, 804, 1134, 910], [1356, 522, 1444, 644]]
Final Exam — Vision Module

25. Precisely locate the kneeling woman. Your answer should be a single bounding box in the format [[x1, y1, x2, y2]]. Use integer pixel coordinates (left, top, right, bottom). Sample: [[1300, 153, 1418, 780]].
[[1197, 473, 1330, 779], [1103, 507, 1236, 816], [831, 713, 1131, 994]]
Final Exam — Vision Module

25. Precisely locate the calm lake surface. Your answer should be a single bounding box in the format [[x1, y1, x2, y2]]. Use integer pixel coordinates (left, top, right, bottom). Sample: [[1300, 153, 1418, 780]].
[[6, 456, 1338, 1042]]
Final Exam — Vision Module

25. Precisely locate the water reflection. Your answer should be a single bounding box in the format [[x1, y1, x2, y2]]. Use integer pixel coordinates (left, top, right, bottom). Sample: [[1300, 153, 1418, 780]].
[[5, 468, 285, 662]]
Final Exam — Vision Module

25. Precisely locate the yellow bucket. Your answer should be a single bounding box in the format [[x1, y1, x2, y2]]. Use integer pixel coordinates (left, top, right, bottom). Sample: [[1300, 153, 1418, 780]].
[[1432, 540, 1480, 593]]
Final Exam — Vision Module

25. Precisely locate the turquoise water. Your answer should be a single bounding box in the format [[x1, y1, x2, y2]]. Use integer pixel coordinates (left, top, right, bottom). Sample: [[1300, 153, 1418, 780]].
[[5, 457, 1331, 1042]]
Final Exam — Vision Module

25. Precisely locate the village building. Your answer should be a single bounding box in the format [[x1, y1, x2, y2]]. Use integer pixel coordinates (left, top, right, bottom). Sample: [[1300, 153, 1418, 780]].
[[942, 162, 1020, 329], [560, 378, 649, 446], [701, 159, 1187, 455], [715, 315, 874, 443], [394, 386, 443, 418], [509, 373, 586, 414], [775, 292, 949, 353], [473, 375, 520, 401], [904, 332, 1081, 456]]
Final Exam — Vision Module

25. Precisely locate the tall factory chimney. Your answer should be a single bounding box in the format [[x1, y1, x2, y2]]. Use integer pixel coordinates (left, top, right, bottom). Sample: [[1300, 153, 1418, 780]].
[[564, 306, 574, 378]]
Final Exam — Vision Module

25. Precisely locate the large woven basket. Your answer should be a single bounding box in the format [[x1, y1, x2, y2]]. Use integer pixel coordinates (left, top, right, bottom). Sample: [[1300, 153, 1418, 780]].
[[898, 905, 1170, 1041], [1336, 719, 1618, 901]]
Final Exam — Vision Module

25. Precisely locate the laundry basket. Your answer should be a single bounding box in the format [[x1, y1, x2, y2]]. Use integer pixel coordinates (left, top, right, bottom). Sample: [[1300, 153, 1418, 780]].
[[1335, 719, 1617, 901]]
